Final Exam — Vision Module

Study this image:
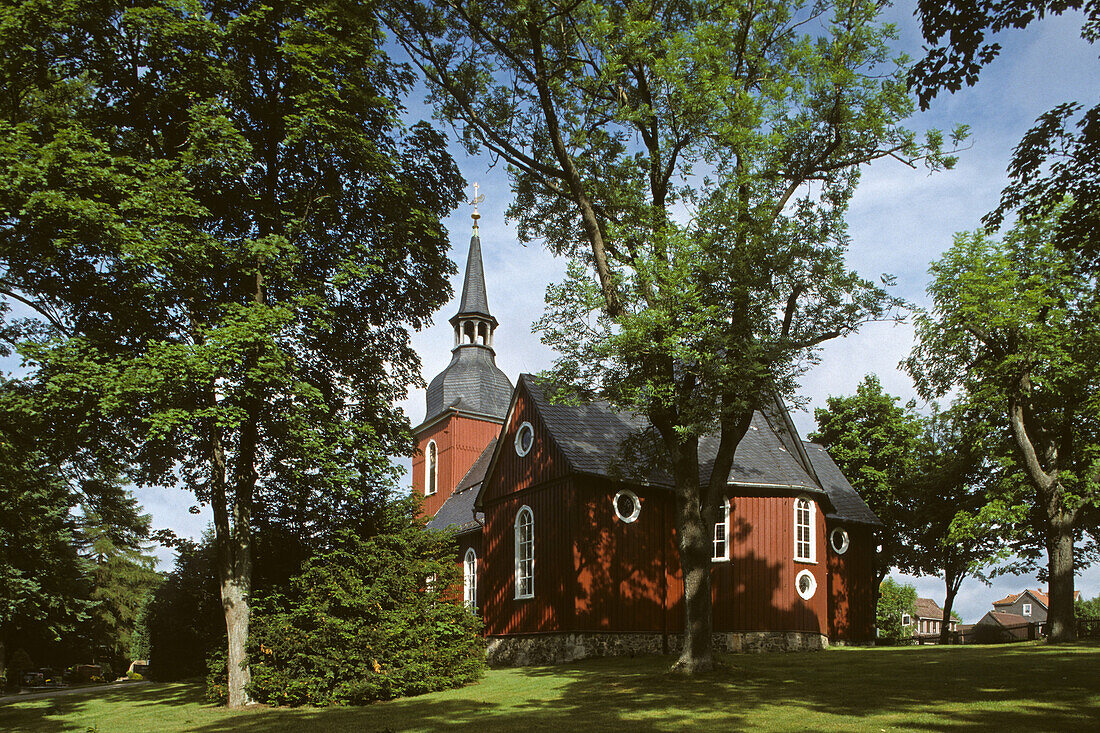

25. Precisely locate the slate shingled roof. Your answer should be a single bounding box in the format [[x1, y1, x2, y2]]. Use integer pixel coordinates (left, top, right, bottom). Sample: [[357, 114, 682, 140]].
[[423, 232, 512, 423], [425, 347, 513, 422], [454, 233, 493, 320], [803, 443, 883, 527], [426, 439, 496, 535], [520, 375, 882, 526]]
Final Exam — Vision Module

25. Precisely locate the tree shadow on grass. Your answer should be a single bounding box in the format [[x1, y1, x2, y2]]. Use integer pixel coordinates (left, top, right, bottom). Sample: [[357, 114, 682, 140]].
[[0, 681, 207, 733], [185, 643, 1100, 732], [5, 644, 1099, 732]]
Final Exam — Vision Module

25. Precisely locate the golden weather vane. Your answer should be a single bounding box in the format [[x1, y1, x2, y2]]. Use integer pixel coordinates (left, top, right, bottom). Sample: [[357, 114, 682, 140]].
[[470, 182, 484, 227]]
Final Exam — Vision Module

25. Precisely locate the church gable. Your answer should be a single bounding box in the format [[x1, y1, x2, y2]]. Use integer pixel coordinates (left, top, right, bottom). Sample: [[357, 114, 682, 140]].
[[479, 377, 572, 506]]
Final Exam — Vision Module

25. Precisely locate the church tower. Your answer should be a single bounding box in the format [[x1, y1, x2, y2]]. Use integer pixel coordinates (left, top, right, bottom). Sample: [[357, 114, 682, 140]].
[[412, 194, 513, 517]]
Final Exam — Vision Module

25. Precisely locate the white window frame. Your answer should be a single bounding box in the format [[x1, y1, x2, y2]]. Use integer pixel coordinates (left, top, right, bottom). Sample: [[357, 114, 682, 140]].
[[901, 613, 911, 627], [464, 548, 478, 612], [830, 527, 850, 555], [795, 569, 817, 600], [426, 440, 438, 496], [794, 495, 816, 563], [1022, 602, 1032, 616], [713, 498, 730, 562], [514, 505, 534, 599], [515, 421, 535, 457], [613, 489, 641, 523]]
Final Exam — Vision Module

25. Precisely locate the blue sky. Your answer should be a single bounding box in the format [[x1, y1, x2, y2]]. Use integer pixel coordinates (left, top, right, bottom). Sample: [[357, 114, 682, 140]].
[[6, 4, 1099, 623]]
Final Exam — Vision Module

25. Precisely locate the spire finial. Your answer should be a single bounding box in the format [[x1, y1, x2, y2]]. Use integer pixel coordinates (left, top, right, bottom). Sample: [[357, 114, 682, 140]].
[[470, 182, 484, 230]]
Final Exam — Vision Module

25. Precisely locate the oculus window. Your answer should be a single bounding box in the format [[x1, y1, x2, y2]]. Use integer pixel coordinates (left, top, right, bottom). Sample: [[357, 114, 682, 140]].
[[613, 489, 641, 523]]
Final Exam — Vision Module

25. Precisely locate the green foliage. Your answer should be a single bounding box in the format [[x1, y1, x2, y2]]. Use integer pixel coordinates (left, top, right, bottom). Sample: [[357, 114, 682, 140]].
[[0, 0, 464, 703], [80, 492, 161, 676], [906, 205, 1100, 638], [809, 375, 924, 578], [1076, 594, 1100, 620], [144, 535, 224, 682], [876, 578, 917, 645], [236, 499, 484, 707]]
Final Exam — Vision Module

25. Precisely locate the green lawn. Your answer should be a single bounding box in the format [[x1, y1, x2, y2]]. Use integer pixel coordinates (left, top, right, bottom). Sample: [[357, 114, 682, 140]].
[[3, 642, 1099, 732]]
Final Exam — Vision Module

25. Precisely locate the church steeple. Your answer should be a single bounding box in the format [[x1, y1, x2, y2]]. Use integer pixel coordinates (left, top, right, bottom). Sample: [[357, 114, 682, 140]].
[[424, 187, 513, 423], [449, 182, 497, 346], [449, 227, 498, 348]]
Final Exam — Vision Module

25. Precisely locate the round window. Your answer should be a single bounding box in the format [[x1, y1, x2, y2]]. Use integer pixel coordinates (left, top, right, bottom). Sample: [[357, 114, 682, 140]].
[[830, 527, 850, 555], [514, 421, 534, 456], [613, 489, 641, 523], [796, 569, 817, 600]]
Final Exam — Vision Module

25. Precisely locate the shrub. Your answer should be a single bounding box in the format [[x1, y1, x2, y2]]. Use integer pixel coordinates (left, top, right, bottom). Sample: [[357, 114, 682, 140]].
[[227, 498, 484, 706]]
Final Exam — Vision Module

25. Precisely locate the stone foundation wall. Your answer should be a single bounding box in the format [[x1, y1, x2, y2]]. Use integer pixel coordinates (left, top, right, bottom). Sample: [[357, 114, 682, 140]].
[[485, 630, 828, 667]]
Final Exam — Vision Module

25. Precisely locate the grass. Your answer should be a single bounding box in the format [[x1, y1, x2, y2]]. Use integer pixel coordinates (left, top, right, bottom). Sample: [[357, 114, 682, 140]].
[[2, 642, 1099, 732]]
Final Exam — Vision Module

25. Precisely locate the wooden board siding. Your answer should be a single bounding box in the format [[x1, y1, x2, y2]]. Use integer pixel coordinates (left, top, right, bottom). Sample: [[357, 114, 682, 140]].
[[413, 413, 502, 518], [480, 387, 570, 506], [711, 495, 828, 634], [826, 524, 875, 642], [481, 484, 574, 635], [572, 480, 678, 634]]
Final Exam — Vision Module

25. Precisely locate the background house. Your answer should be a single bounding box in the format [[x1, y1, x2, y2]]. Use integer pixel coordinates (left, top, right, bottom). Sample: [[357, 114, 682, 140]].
[[911, 597, 957, 640]]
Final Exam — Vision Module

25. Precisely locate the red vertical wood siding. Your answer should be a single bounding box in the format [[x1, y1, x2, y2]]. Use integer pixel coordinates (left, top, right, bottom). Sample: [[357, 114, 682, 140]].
[[572, 480, 675, 633], [826, 524, 875, 642], [480, 389, 570, 506], [711, 495, 828, 634], [482, 485, 574, 635], [480, 385, 580, 635], [413, 413, 502, 518]]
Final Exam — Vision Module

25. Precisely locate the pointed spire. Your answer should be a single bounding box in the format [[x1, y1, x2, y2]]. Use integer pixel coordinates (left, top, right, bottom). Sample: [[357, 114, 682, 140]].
[[451, 183, 495, 324], [454, 231, 493, 320]]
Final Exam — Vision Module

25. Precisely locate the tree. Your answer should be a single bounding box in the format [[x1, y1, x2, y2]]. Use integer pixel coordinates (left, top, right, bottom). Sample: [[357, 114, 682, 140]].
[[1076, 593, 1100, 620], [241, 498, 484, 707], [0, 0, 463, 705], [80, 492, 161, 677], [876, 577, 917, 645], [143, 533, 223, 682], [905, 208, 1100, 642], [388, 0, 961, 674], [910, 1, 1100, 266], [908, 404, 1004, 644], [809, 375, 925, 586], [0, 385, 90, 685]]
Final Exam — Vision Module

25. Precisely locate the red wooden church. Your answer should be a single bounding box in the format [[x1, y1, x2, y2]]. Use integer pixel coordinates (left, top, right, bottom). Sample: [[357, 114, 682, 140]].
[[413, 223, 882, 665]]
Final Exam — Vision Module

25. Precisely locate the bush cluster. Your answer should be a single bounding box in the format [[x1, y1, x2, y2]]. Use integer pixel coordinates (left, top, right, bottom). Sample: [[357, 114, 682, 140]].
[[210, 500, 484, 706]]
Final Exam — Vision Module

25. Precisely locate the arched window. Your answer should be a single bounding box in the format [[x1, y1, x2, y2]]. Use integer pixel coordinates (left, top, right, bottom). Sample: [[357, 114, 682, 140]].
[[477, 322, 488, 345], [514, 506, 534, 599], [464, 548, 478, 612], [713, 498, 730, 561], [794, 496, 814, 562], [426, 441, 438, 496]]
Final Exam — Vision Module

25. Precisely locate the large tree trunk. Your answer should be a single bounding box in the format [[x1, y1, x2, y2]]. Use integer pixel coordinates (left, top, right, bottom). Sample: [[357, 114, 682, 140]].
[[1046, 513, 1076, 642], [671, 467, 713, 674], [939, 580, 959, 645], [209, 414, 255, 708], [221, 573, 251, 705]]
